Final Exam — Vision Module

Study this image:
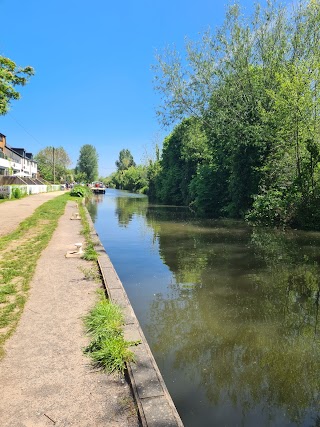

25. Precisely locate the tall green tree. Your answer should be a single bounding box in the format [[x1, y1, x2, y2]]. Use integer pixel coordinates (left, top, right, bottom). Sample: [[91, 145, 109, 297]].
[[115, 149, 136, 171], [35, 146, 71, 182], [154, 118, 208, 206], [76, 144, 98, 183], [0, 56, 34, 115]]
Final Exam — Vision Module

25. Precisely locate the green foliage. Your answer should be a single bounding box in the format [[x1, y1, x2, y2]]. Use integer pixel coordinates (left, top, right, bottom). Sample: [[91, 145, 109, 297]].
[[78, 265, 101, 282], [75, 201, 99, 261], [109, 148, 147, 193], [0, 55, 34, 115], [151, 118, 205, 206], [84, 295, 123, 337], [76, 145, 99, 183], [110, 161, 148, 194], [69, 185, 91, 198], [74, 171, 87, 183], [189, 163, 229, 217], [83, 296, 136, 374], [246, 188, 302, 228], [146, 159, 161, 200], [35, 146, 71, 182], [82, 242, 98, 261], [12, 188, 23, 199], [150, 0, 320, 228], [115, 149, 136, 171]]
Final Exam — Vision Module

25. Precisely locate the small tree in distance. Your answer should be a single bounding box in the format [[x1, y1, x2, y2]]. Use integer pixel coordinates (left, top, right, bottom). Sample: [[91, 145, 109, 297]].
[[35, 146, 71, 182], [76, 144, 99, 183], [115, 149, 136, 171]]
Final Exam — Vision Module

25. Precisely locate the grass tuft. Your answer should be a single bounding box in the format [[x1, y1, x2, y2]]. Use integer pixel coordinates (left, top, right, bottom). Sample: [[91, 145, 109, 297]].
[[83, 294, 137, 374]]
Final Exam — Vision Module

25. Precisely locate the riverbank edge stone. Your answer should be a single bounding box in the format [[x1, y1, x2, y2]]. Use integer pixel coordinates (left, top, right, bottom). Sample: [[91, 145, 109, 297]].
[[84, 205, 184, 427]]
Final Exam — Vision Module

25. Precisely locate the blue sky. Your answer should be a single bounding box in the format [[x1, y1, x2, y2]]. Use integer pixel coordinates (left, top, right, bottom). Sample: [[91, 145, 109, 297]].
[[0, 0, 288, 176]]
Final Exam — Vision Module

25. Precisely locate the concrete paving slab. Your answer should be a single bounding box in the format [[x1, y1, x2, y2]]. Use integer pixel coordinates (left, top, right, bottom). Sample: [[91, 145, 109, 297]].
[[98, 255, 114, 269], [142, 396, 180, 427], [109, 288, 129, 307], [105, 270, 123, 289], [122, 306, 138, 325], [124, 324, 143, 343], [130, 344, 164, 399]]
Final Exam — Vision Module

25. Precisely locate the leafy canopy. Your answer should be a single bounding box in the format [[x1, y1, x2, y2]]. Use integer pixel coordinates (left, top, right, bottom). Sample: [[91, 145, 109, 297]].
[[76, 144, 99, 183], [115, 149, 136, 171], [35, 146, 71, 182], [0, 56, 34, 115]]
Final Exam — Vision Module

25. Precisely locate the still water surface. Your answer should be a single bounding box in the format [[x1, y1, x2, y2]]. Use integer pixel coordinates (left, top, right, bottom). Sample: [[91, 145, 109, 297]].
[[87, 189, 319, 427]]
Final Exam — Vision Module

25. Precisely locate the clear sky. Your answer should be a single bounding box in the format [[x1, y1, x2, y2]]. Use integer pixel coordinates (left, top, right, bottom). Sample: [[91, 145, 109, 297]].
[[0, 0, 289, 176]]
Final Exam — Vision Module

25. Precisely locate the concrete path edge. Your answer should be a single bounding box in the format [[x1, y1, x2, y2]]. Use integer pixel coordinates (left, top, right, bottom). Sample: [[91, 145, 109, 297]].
[[84, 207, 184, 427]]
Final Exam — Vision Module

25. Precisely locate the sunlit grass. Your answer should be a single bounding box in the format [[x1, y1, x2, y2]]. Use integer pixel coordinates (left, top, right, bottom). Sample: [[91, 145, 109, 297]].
[[83, 292, 137, 374], [77, 202, 98, 261]]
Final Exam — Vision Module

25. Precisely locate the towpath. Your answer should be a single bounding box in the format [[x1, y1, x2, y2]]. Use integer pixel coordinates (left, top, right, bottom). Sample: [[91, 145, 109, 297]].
[[0, 192, 140, 427], [0, 191, 66, 237]]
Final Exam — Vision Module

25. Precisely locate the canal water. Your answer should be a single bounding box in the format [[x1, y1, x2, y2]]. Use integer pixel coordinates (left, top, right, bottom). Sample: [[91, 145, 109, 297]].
[[87, 189, 320, 427]]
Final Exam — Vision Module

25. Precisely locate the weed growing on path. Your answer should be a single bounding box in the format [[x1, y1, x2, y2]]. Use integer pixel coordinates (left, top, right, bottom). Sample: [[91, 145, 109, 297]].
[[78, 265, 101, 282], [83, 292, 137, 374]]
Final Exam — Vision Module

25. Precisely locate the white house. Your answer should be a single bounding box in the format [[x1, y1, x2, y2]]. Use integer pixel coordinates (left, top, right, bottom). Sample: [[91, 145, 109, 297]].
[[0, 133, 37, 178]]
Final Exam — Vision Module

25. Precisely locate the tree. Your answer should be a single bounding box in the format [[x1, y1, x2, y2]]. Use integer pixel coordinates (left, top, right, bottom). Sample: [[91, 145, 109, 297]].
[[76, 144, 98, 183], [152, 1, 289, 217], [152, 0, 320, 227], [0, 56, 34, 115], [115, 149, 136, 171], [35, 146, 71, 182], [153, 118, 207, 206]]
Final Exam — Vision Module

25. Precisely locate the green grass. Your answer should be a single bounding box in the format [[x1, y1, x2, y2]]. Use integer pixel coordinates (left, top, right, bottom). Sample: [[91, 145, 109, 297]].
[[0, 193, 69, 358], [78, 265, 101, 282], [76, 201, 98, 261], [83, 293, 137, 374]]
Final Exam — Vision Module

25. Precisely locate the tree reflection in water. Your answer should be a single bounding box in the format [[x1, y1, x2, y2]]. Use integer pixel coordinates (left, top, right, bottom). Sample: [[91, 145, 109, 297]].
[[115, 195, 148, 227], [145, 221, 320, 425]]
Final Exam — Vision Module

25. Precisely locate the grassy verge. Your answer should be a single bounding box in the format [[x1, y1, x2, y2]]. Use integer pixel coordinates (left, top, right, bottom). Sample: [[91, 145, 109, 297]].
[[0, 193, 69, 358], [83, 291, 137, 374], [77, 200, 98, 261]]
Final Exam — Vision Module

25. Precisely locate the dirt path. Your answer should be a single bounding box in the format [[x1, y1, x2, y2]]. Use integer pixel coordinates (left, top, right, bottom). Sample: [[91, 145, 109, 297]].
[[0, 200, 140, 427], [0, 191, 66, 237]]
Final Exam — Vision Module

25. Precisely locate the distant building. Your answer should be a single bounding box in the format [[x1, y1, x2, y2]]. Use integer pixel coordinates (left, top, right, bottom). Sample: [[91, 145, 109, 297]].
[[0, 133, 37, 177]]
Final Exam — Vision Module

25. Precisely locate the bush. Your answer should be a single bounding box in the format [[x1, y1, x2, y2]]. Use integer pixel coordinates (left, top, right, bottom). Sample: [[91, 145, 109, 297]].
[[246, 188, 301, 228], [70, 185, 91, 197], [12, 188, 22, 199], [82, 242, 98, 261]]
